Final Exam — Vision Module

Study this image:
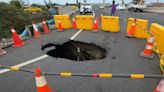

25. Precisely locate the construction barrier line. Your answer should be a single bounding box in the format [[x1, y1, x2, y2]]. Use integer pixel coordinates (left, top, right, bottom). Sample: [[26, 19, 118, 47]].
[[0, 65, 164, 79], [60, 72, 72, 77]]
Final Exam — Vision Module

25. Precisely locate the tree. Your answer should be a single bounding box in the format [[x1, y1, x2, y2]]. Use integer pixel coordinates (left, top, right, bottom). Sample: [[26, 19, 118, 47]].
[[10, 0, 22, 8], [31, 3, 40, 7]]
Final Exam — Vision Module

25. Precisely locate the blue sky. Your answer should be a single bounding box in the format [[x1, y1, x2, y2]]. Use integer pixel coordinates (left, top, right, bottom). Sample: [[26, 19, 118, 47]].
[[0, 0, 164, 5]]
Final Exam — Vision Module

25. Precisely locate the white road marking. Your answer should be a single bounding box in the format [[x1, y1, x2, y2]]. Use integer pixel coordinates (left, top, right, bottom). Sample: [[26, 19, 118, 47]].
[[70, 30, 83, 40], [0, 55, 49, 74], [0, 30, 83, 74]]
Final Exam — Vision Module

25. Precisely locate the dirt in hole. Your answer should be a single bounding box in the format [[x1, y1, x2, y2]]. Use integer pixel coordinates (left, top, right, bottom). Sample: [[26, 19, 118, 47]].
[[41, 40, 107, 61]]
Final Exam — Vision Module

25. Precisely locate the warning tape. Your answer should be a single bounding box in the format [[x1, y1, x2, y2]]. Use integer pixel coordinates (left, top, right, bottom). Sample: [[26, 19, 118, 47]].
[[0, 65, 164, 79]]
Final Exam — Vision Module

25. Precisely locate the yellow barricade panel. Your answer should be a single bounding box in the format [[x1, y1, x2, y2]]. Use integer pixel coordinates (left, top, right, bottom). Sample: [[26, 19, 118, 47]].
[[75, 15, 93, 30], [127, 18, 150, 39], [54, 15, 72, 29], [150, 23, 164, 54], [101, 16, 120, 32]]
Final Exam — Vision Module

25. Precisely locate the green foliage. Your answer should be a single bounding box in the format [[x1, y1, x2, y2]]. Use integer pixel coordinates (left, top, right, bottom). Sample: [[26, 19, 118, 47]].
[[0, 2, 31, 38], [10, 0, 22, 8], [31, 3, 41, 7], [0, 2, 52, 38]]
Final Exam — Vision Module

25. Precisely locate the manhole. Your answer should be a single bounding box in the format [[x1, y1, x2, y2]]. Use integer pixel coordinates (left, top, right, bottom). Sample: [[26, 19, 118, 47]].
[[41, 40, 107, 61]]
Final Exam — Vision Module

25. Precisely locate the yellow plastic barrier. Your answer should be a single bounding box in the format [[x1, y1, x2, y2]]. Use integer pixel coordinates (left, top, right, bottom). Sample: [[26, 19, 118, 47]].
[[75, 15, 93, 30], [126, 18, 150, 39], [101, 16, 120, 32], [54, 15, 72, 29], [150, 23, 164, 54]]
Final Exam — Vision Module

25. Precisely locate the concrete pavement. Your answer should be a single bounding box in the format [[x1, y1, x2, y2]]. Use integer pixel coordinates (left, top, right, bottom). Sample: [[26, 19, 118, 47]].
[[0, 6, 164, 92]]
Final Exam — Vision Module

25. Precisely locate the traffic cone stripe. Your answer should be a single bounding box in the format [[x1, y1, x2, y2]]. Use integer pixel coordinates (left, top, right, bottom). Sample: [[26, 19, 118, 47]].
[[94, 19, 97, 23], [33, 24, 39, 32], [145, 45, 153, 50], [11, 29, 16, 33], [148, 37, 154, 42], [140, 35, 154, 58], [43, 21, 46, 24], [36, 76, 47, 87], [35, 68, 52, 92], [58, 20, 61, 24], [132, 22, 135, 26]]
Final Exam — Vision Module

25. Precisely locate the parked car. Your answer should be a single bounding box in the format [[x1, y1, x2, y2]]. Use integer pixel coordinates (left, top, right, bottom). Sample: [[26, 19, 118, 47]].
[[24, 7, 42, 12], [80, 4, 93, 14]]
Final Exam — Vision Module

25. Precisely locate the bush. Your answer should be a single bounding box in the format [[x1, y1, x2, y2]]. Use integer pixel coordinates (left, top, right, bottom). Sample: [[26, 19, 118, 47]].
[[0, 2, 52, 39], [0, 2, 32, 38], [10, 0, 22, 8]]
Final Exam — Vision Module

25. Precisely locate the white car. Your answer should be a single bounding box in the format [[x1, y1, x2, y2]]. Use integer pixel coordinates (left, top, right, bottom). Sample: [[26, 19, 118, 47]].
[[80, 4, 93, 14], [117, 4, 127, 10]]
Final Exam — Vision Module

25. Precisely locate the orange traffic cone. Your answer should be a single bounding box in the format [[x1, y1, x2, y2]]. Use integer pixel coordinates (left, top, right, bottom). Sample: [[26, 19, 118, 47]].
[[32, 22, 41, 38], [35, 68, 52, 92], [127, 19, 137, 37], [42, 19, 50, 34], [57, 20, 63, 32], [140, 35, 154, 59], [93, 17, 98, 32], [72, 18, 77, 29], [0, 44, 7, 56], [11, 27, 24, 47], [154, 79, 164, 92]]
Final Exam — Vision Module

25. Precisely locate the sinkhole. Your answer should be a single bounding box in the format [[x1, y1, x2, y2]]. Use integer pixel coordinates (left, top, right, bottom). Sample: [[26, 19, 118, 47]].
[[41, 40, 107, 61]]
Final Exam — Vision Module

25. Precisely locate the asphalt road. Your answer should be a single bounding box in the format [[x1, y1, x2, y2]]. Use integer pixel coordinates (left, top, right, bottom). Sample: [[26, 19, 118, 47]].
[[0, 6, 164, 92]]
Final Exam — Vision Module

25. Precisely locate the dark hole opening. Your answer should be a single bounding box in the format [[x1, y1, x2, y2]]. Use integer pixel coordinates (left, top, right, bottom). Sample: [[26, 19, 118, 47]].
[[41, 40, 107, 61]]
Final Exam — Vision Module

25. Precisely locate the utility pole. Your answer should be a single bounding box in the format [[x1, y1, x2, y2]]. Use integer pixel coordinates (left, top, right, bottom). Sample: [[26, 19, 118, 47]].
[[121, 0, 124, 5], [19, 0, 23, 6], [84, 0, 87, 3], [103, 0, 105, 4], [49, 0, 52, 8], [76, 0, 79, 5], [44, 0, 48, 9], [26, 0, 30, 7], [103, 0, 105, 6]]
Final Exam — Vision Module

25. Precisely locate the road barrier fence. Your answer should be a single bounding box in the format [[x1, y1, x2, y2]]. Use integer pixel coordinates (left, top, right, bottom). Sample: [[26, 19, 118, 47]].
[[0, 65, 164, 79]]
